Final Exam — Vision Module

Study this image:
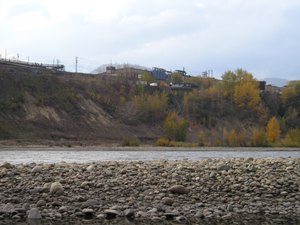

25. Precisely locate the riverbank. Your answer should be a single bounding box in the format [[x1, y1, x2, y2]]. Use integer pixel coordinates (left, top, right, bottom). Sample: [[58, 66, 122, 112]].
[[1, 140, 300, 151], [1, 145, 300, 151], [0, 158, 299, 223]]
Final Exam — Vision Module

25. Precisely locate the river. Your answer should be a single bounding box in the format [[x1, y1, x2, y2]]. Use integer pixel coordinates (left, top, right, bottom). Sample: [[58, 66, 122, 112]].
[[0, 147, 299, 164]]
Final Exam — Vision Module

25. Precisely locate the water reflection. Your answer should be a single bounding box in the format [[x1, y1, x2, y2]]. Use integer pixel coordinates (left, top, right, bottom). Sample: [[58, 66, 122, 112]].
[[1, 217, 299, 225]]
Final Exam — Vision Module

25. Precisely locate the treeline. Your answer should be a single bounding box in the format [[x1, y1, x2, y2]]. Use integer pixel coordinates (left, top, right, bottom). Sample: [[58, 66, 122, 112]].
[[111, 69, 300, 147]]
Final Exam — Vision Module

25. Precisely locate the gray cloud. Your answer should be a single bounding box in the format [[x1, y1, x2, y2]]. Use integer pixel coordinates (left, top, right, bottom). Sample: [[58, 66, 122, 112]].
[[1, 0, 300, 80]]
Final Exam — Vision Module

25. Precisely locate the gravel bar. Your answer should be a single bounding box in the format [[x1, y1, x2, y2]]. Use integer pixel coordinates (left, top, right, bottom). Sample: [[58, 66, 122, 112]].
[[0, 158, 299, 223]]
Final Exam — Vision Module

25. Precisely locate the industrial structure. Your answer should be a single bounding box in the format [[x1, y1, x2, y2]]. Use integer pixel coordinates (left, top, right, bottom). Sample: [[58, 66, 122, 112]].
[[0, 58, 65, 73], [100, 65, 188, 82]]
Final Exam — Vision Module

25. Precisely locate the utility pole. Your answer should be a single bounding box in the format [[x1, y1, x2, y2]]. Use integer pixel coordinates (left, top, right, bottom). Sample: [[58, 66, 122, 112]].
[[5, 49, 7, 60], [75, 56, 78, 73]]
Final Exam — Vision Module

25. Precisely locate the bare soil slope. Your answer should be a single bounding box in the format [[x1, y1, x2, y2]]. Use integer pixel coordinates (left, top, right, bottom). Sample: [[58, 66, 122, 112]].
[[0, 65, 161, 145]]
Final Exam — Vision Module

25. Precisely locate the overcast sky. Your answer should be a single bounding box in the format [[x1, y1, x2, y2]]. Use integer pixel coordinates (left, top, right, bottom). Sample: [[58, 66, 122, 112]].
[[1, 0, 300, 80]]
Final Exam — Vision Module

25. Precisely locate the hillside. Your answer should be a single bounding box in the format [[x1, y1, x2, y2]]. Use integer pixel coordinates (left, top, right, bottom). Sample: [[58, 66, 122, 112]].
[[0, 62, 299, 146], [0, 64, 161, 146]]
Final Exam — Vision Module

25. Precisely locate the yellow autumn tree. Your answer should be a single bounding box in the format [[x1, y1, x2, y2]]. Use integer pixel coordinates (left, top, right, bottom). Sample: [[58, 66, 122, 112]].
[[233, 72, 261, 110], [266, 117, 281, 143], [228, 129, 238, 146]]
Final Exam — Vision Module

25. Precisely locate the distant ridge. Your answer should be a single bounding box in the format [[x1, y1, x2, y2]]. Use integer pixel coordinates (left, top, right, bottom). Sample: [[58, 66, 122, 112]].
[[264, 77, 289, 87]]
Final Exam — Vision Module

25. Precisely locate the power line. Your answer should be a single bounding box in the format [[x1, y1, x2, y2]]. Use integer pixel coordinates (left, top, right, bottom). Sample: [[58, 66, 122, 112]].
[[75, 56, 78, 73]]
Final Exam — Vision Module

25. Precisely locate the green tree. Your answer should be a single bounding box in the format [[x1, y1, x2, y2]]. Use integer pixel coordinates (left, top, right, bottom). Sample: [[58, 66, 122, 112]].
[[251, 128, 268, 147], [198, 131, 205, 146], [222, 70, 238, 98], [164, 111, 189, 141], [140, 71, 155, 84], [133, 93, 168, 122], [283, 128, 300, 147], [281, 81, 300, 103], [171, 72, 183, 84], [228, 129, 238, 146], [222, 69, 261, 110], [281, 81, 300, 128]]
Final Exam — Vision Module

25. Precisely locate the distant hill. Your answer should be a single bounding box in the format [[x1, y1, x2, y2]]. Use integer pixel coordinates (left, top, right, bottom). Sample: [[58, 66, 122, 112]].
[[92, 63, 151, 74], [264, 77, 289, 87]]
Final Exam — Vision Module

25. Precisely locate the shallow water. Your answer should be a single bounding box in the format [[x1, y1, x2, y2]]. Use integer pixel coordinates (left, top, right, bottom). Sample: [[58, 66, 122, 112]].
[[0, 148, 299, 164]]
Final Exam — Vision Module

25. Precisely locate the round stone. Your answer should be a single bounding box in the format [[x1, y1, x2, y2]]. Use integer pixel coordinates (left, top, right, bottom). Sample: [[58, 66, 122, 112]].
[[28, 208, 42, 219], [169, 185, 189, 194], [50, 182, 64, 195]]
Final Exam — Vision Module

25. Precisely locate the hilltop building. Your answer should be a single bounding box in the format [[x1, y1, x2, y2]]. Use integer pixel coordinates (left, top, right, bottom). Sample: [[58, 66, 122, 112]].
[[100, 66, 149, 80], [151, 67, 171, 80], [101, 65, 176, 81]]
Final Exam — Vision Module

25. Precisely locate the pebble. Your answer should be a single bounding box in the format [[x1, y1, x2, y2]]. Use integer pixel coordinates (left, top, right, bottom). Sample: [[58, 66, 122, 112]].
[[81, 199, 99, 209], [162, 197, 174, 206], [31, 166, 43, 174], [124, 209, 135, 218], [27, 208, 42, 219], [104, 209, 121, 219], [36, 200, 46, 207]]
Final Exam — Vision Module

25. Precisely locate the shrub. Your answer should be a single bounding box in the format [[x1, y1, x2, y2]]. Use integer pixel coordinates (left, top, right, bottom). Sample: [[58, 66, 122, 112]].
[[155, 138, 197, 147], [164, 112, 189, 142], [223, 128, 239, 146], [252, 128, 268, 147], [155, 137, 170, 146], [283, 128, 300, 147], [121, 137, 140, 147], [0, 125, 13, 139], [198, 131, 205, 146]]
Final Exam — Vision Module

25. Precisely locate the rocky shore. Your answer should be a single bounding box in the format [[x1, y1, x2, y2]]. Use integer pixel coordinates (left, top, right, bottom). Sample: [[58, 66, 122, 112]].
[[0, 158, 299, 224]]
